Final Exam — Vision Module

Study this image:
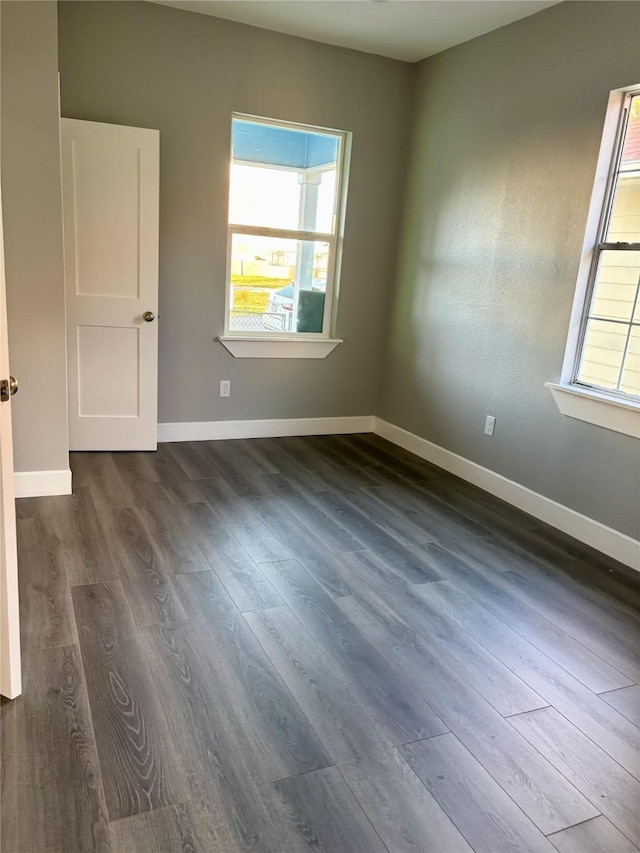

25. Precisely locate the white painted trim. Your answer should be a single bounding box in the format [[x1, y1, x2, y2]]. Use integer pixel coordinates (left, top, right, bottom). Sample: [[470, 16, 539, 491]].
[[374, 418, 640, 572], [546, 382, 640, 439], [14, 468, 72, 499], [217, 336, 342, 359], [158, 415, 374, 443]]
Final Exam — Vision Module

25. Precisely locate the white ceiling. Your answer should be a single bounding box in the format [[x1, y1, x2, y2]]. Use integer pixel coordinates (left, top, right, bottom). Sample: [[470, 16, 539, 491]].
[[150, 0, 561, 62]]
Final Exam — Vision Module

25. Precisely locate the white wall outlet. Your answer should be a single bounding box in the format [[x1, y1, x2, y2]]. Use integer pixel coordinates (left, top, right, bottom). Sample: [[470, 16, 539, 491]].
[[220, 380, 231, 397], [484, 415, 496, 436]]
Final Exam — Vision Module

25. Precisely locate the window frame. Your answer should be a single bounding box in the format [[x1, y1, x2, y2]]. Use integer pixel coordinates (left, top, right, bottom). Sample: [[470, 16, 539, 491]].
[[571, 87, 640, 399], [222, 113, 350, 344], [549, 85, 640, 437]]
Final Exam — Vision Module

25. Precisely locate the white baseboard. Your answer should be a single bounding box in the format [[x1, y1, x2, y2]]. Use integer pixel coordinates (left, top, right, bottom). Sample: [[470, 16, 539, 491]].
[[374, 418, 640, 572], [157, 415, 375, 444], [14, 468, 72, 499]]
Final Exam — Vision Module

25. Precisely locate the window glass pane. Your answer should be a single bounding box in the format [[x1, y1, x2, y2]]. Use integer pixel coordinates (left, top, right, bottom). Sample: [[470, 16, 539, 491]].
[[316, 171, 337, 234], [605, 94, 640, 242], [589, 250, 640, 323], [620, 95, 640, 164], [577, 318, 627, 391], [620, 326, 640, 396], [229, 118, 339, 232], [228, 233, 329, 334], [229, 165, 300, 230], [606, 173, 640, 243]]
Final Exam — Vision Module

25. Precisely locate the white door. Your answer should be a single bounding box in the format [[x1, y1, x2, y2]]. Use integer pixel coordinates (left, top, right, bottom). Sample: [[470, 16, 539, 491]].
[[0, 180, 21, 700], [61, 119, 160, 450]]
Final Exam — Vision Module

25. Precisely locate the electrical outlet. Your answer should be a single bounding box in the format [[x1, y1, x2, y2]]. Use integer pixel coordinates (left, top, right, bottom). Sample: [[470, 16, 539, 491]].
[[220, 380, 231, 397], [484, 415, 496, 437]]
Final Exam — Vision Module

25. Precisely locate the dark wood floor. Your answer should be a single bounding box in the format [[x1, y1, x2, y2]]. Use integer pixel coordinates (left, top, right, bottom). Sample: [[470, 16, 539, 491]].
[[2, 433, 639, 852]]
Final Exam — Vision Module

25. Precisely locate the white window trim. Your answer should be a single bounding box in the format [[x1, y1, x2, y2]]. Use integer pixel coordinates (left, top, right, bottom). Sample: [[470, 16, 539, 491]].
[[217, 335, 343, 359], [221, 113, 351, 358], [546, 382, 639, 438], [549, 84, 640, 438]]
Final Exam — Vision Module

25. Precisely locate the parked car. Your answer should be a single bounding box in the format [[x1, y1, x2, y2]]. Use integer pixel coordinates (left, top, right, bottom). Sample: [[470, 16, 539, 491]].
[[264, 283, 295, 331], [264, 280, 326, 332]]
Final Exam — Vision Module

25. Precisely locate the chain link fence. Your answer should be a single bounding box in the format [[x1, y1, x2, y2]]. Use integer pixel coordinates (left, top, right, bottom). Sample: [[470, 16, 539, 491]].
[[228, 311, 288, 332]]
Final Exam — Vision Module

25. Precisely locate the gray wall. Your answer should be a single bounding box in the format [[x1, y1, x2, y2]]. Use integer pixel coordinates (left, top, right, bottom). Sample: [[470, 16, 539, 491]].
[[57, 0, 414, 425], [1, 0, 69, 474], [380, 0, 640, 538]]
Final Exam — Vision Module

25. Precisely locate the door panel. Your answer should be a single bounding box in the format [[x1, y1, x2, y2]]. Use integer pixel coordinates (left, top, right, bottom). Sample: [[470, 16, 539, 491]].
[[73, 141, 141, 298], [62, 118, 159, 450], [77, 325, 140, 417]]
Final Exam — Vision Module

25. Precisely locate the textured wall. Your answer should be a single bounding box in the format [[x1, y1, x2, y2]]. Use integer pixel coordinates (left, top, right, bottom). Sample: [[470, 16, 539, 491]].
[[57, 0, 414, 425], [380, 0, 640, 538], [1, 0, 69, 473]]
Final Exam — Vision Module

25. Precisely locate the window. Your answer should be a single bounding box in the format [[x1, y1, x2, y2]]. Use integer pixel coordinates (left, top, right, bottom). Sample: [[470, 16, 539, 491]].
[[575, 93, 640, 397], [222, 115, 349, 354], [574, 91, 640, 398], [548, 87, 640, 438]]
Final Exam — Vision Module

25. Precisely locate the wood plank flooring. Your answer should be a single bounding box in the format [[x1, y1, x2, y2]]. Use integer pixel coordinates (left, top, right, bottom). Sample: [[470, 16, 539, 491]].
[[2, 433, 639, 852]]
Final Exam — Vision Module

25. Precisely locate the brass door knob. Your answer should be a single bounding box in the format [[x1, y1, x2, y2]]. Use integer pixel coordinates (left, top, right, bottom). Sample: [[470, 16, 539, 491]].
[[143, 311, 155, 322]]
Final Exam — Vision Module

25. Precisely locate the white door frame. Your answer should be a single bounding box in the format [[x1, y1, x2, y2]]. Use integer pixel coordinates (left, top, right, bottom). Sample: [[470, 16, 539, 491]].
[[0, 174, 22, 700]]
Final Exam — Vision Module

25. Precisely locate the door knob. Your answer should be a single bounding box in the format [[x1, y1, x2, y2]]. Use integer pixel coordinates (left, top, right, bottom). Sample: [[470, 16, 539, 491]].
[[143, 311, 155, 322], [0, 376, 18, 403]]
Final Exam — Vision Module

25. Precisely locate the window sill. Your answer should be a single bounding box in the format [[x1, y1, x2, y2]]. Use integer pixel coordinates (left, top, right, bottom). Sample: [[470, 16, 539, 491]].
[[217, 336, 343, 359], [546, 382, 640, 439]]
